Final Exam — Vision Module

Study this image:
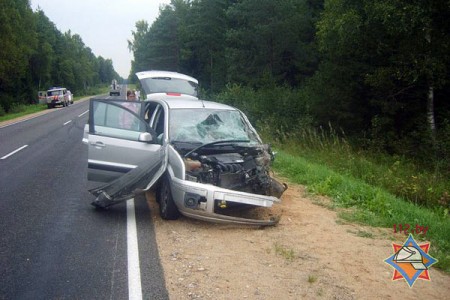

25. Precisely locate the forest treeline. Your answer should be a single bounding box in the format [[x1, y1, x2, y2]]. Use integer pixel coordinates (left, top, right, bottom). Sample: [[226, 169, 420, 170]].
[[128, 0, 450, 165], [0, 0, 120, 113]]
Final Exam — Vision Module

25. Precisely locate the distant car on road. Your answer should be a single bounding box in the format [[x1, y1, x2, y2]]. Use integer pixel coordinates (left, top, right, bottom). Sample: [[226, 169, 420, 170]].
[[110, 79, 121, 96], [46, 87, 70, 109]]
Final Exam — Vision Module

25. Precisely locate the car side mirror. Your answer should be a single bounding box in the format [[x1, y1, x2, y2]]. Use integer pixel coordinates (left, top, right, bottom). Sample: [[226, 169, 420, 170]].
[[138, 132, 154, 143]]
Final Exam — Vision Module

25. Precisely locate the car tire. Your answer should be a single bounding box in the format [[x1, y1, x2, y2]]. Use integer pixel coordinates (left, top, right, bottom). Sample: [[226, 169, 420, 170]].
[[158, 175, 180, 220]]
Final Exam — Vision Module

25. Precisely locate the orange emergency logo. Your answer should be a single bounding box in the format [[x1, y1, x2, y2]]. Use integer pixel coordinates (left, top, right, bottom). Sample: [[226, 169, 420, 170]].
[[384, 234, 438, 287]]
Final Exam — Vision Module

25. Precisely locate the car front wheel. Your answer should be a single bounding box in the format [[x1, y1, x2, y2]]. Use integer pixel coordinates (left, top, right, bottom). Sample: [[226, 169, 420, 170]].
[[158, 175, 180, 220]]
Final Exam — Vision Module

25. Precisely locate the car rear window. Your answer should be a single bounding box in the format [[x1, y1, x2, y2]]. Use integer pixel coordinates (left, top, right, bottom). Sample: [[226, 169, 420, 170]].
[[140, 77, 198, 97], [47, 90, 63, 96]]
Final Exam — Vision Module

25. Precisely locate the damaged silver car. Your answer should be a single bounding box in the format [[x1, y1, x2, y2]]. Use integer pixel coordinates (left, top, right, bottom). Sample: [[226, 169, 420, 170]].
[[83, 95, 286, 225]]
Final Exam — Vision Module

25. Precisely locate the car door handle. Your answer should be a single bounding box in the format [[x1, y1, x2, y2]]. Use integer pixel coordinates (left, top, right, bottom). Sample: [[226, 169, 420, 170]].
[[91, 142, 106, 148]]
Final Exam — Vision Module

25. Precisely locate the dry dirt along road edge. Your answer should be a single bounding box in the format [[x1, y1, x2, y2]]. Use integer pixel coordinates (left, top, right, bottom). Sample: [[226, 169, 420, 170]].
[[146, 179, 450, 300]]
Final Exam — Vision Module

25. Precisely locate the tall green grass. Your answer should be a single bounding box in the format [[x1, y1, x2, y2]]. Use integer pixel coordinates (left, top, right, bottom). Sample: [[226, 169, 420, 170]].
[[269, 137, 450, 272], [0, 103, 47, 122], [260, 124, 450, 210]]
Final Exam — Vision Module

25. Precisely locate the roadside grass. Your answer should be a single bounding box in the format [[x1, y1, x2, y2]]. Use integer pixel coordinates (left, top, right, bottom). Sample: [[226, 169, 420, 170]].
[[0, 103, 47, 122], [0, 85, 110, 123], [272, 126, 450, 209], [274, 242, 296, 262], [272, 149, 450, 273]]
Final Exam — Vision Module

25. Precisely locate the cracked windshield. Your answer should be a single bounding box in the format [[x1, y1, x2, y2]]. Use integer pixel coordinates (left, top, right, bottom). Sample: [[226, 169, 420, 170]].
[[169, 109, 259, 144]]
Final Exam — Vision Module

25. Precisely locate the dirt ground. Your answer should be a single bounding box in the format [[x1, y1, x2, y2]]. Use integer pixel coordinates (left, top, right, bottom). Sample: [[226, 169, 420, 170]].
[[146, 178, 450, 300]]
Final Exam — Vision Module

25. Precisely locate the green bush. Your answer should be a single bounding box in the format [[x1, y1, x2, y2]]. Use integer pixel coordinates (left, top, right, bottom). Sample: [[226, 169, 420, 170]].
[[215, 84, 313, 140], [9, 103, 27, 114]]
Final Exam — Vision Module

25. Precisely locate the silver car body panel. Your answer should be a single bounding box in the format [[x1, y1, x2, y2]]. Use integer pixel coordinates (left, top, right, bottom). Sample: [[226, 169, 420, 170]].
[[85, 100, 164, 183]]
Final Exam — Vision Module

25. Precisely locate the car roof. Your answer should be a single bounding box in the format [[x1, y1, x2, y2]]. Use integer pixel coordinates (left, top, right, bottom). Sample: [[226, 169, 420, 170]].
[[136, 70, 198, 84], [156, 98, 236, 111]]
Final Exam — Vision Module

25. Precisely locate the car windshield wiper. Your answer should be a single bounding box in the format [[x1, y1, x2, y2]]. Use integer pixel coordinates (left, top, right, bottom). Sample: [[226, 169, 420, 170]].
[[183, 139, 250, 158], [171, 140, 203, 144]]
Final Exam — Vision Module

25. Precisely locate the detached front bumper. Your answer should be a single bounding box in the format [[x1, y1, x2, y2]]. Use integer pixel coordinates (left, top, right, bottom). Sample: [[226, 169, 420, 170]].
[[170, 177, 282, 226]]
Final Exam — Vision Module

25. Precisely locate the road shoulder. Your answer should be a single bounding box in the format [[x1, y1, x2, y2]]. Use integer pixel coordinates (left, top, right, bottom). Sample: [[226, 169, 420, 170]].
[[146, 180, 450, 299]]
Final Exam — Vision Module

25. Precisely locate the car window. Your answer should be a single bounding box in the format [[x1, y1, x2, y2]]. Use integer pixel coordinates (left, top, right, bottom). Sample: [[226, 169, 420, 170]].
[[150, 104, 165, 144], [92, 101, 146, 141], [169, 109, 260, 144], [154, 109, 165, 136], [143, 102, 158, 124], [140, 77, 198, 97]]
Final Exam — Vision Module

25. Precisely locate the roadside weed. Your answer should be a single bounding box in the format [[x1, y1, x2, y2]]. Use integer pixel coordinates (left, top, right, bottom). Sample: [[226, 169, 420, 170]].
[[274, 243, 296, 262], [308, 274, 318, 283]]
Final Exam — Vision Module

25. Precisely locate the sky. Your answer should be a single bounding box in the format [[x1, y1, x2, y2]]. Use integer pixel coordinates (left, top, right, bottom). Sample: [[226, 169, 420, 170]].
[[30, 0, 172, 78]]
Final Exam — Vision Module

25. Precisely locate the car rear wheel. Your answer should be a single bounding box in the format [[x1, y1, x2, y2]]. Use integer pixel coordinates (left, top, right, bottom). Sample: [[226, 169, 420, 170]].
[[158, 175, 180, 220]]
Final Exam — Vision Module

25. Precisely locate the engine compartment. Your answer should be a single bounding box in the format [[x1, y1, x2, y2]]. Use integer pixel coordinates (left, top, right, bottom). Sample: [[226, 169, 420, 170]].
[[182, 145, 286, 198]]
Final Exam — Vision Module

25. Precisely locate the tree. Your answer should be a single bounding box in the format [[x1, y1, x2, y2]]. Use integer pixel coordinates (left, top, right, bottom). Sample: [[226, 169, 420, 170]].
[[184, 0, 230, 92], [133, 2, 186, 72], [225, 0, 320, 87], [128, 20, 150, 82], [29, 10, 56, 91], [0, 1, 122, 112], [0, 0, 37, 109], [314, 0, 450, 152]]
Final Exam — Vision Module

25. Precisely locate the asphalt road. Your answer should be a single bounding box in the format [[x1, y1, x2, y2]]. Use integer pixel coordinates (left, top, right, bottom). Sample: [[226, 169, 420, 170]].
[[0, 95, 168, 299]]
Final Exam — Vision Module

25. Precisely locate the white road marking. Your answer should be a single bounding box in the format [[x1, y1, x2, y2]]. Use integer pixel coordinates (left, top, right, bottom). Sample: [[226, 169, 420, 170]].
[[1, 145, 28, 160], [127, 199, 143, 300], [78, 110, 89, 117], [63, 120, 72, 125]]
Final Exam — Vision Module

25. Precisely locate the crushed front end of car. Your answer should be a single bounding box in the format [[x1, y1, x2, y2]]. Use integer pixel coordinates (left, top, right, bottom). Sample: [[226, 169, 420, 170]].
[[166, 141, 287, 226]]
